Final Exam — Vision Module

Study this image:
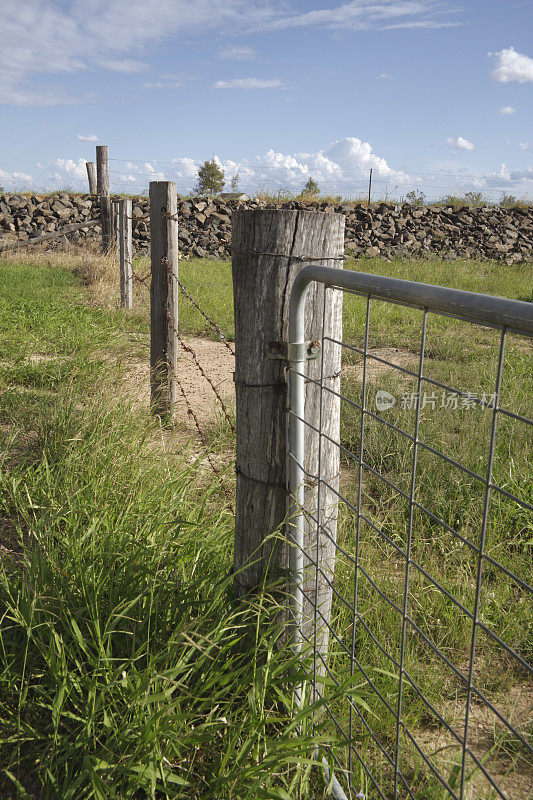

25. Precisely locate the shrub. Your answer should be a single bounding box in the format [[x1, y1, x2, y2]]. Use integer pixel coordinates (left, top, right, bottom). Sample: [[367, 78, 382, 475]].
[[405, 189, 426, 206]]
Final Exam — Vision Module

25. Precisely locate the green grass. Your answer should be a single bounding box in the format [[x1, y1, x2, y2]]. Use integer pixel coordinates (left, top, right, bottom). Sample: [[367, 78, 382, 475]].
[[162, 252, 531, 799], [154, 254, 530, 350], [127, 251, 533, 798], [1, 251, 531, 799], [0, 257, 361, 799]]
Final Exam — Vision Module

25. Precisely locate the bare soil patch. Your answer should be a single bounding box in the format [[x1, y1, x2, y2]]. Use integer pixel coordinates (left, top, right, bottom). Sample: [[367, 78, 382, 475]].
[[414, 681, 532, 799], [121, 336, 235, 433]]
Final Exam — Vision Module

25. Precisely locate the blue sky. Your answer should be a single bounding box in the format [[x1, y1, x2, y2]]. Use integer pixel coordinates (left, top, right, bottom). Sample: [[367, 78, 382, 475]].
[[1, 0, 532, 200]]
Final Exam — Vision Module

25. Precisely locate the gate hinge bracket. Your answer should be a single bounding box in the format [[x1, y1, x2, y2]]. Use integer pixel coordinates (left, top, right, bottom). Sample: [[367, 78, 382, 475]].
[[267, 340, 321, 362]]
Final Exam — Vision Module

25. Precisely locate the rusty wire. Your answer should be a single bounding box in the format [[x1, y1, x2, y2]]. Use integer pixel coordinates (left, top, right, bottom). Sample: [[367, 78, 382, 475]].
[[177, 278, 235, 355], [175, 336, 236, 434], [175, 377, 235, 513], [131, 268, 151, 288]]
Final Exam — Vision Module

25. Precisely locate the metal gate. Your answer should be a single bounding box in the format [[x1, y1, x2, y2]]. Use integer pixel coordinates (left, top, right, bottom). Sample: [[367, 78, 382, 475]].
[[286, 265, 533, 800]]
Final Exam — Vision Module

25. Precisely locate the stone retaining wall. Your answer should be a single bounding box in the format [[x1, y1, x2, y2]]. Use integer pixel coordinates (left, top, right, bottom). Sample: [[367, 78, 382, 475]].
[[1, 193, 531, 264]]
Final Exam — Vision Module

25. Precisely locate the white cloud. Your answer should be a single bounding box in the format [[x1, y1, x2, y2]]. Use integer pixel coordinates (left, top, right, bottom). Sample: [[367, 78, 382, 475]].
[[97, 58, 149, 73], [53, 157, 89, 180], [218, 45, 256, 60], [482, 163, 533, 189], [262, 1, 461, 32], [213, 78, 285, 89], [500, 105, 516, 115], [143, 74, 186, 89], [171, 137, 410, 195], [0, 0, 275, 106], [77, 133, 98, 142], [379, 73, 394, 79], [0, 1, 463, 106], [0, 168, 32, 182], [446, 136, 474, 151], [519, 142, 529, 150], [7, 137, 533, 200], [381, 20, 461, 30], [489, 47, 533, 83]]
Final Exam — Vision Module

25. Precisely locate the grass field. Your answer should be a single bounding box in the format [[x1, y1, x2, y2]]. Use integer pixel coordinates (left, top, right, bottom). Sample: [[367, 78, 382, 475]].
[[0, 249, 531, 799], [0, 256, 345, 799]]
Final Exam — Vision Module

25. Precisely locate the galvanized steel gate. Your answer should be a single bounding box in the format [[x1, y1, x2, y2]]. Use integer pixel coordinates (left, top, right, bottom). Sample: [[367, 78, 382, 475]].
[[286, 265, 533, 800]]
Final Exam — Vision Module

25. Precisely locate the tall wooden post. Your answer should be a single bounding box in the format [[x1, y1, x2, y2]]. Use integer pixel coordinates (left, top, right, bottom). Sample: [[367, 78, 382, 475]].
[[118, 198, 133, 309], [149, 181, 178, 419], [96, 145, 112, 252], [86, 162, 97, 194], [232, 209, 345, 649]]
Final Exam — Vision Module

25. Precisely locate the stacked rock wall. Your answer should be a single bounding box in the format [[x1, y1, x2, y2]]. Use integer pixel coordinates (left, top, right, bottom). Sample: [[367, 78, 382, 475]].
[[1, 193, 531, 264]]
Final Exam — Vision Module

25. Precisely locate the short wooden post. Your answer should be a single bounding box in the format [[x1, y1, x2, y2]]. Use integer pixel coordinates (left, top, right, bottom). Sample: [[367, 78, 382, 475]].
[[86, 161, 97, 194], [232, 208, 345, 656], [149, 181, 178, 419], [118, 198, 133, 309], [96, 145, 112, 252]]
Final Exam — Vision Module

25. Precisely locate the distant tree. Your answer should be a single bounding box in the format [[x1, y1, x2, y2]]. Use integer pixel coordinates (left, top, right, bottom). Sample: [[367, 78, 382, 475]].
[[196, 159, 225, 195], [405, 189, 425, 207], [302, 177, 320, 197], [230, 173, 240, 193]]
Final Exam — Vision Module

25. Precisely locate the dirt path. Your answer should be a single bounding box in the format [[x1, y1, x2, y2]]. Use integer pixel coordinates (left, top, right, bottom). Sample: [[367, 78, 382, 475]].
[[120, 341, 420, 434], [122, 337, 236, 432]]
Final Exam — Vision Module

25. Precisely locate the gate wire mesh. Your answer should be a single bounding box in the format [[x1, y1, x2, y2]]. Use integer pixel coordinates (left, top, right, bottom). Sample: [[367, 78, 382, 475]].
[[287, 275, 532, 800]]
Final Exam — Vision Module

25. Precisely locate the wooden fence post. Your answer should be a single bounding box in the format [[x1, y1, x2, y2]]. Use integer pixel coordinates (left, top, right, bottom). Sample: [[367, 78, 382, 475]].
[[149, 181, 178, 419], [86, 162, 97, 194], [96, 145, 112, 252], [118, 198, 133, 309], [112, 200, 119, 252], [232, 209, 345, 643]]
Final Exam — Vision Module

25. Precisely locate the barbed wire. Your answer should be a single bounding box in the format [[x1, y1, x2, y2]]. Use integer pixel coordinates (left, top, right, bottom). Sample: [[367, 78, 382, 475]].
[[131, 268, 151, 288], [108, 157, 530, 183], [128, 255, 235, 509], [176, 278, 235, 355], [176, 336, 235, 434], [4, 166, 529, 202], [105, 168, 528, 197], [174, 377, 235, 513]]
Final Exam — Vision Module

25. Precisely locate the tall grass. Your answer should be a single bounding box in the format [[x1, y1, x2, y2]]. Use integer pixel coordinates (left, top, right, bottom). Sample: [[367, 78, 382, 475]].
[[0, 256, 361, 799], [2, 248, 530, 799], [0, 395, 320, 799]]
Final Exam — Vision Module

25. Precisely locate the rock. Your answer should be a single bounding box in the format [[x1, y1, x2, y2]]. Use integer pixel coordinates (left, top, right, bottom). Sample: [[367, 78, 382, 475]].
[[0, 192, 530, 263]]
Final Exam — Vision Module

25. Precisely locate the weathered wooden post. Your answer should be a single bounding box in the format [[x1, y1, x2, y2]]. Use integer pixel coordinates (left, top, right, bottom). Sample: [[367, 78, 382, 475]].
[[232, 208, 344, 659], [149, 181, 178, 419], [118, 198, 133, 309], [86, 161, 97, 194], [111, 200, 119, 252], [96, 145, 112, 252]]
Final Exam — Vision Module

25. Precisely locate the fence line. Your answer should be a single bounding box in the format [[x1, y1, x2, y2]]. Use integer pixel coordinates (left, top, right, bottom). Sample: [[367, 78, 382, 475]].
[[4, 165, 530, 797]]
